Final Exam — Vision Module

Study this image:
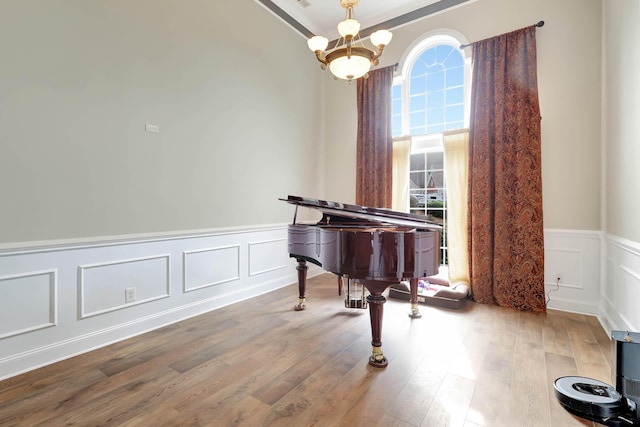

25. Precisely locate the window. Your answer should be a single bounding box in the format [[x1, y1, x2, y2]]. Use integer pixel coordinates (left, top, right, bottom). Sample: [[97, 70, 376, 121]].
[[393, 33, 470, 266]]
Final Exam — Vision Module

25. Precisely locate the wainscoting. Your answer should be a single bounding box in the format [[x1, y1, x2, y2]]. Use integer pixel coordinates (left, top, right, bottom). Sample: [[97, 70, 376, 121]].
[[543, 229, 603, 315], [1, 227, 638, 380], [601, 234, 640, 334], [0, 225, 322, 380], [544, 229, 640, 335]]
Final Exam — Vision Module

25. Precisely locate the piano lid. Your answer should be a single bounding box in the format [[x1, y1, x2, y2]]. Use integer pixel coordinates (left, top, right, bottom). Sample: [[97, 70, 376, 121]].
[[280, 195, 442, 231]]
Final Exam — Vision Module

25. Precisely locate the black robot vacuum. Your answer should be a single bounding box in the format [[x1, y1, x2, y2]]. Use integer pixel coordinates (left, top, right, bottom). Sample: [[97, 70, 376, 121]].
[[554, 331, 640, 426]]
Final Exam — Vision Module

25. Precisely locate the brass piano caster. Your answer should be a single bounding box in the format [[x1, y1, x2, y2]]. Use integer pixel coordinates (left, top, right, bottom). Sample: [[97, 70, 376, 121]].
[[409, 303, 422, 318], [369, 346, 388, 368], [294, 298, 306, 311]]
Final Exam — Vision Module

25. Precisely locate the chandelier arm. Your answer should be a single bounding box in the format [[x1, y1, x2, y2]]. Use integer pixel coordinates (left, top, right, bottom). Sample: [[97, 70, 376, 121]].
[[314, 51, 330, 66], [370, 45, 386, 65]]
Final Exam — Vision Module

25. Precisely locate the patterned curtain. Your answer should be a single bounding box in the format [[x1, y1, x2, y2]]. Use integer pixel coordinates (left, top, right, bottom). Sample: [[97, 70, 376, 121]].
[[356, 65, 395, 208], [468, 26, 546, 312]]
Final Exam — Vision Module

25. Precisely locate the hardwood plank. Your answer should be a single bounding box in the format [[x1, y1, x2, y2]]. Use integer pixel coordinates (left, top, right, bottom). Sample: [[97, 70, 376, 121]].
[[420, 373, 476, 427], [542, 310, 575, 357], [506, 313, 551, 427]]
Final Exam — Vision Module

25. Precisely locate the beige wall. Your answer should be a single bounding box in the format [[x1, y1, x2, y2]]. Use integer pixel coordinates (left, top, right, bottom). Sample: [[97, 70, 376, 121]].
[[604, 0, 640, 243], [1, 0, 623, 245], [0, 0, 322, 245], [322, 0, 603, 231]]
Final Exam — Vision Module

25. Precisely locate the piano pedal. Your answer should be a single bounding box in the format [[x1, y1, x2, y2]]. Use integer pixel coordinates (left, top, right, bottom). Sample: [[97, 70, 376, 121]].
[[345, 279, 368, 309]]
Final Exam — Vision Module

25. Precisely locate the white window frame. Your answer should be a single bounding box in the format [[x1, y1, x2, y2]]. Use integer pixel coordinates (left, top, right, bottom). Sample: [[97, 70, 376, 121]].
[[393, 30, 472, 267]]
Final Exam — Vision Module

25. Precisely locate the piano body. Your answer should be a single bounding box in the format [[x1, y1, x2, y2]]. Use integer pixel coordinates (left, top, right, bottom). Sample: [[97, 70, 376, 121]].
[[281, 195, 441, 368]]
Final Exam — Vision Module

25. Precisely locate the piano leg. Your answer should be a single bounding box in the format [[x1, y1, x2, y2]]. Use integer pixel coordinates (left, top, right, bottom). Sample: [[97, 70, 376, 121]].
[[365, 285, 388, 368], [408, 278, 422, 318], [294, 258, 307, 311]]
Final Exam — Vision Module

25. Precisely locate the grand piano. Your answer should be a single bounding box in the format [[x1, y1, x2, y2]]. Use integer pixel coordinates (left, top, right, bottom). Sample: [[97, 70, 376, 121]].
[[281, 195, 441, 368]]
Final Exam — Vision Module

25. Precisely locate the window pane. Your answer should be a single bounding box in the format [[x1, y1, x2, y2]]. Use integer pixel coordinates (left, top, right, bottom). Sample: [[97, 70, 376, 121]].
[[427, 209, 445, 224], [426, 70, 444, 91], [426, 171, 444, 188], [410, 153, 425, 170], [410, 191, 426, 207], [446, 104, 464, 124], [392, 84, 401, 98], [392, 115, 402, 137], [410, 76, 426, 94], [427, 90, 444, 109], [446, 66, 464, 87], [410, 111, 425, 131], [446, 87, 464, 104], [435, 45, 454, 63], [410, 94, 426, 111], [410, 171, 425, 188], [412, 58, 428, 76], [427, 107, 444, 125], [427, 152, 443, 169], [444, 50, 464, 68], [427, 124, 445, 134], [419, 49, 436, 67], [392, 97, 401, 112]]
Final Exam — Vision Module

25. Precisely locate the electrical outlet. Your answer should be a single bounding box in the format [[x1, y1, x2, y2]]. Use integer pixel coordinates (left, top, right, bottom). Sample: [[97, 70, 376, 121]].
[[125, 287, 136, 303], [555, 273, 563, 283]]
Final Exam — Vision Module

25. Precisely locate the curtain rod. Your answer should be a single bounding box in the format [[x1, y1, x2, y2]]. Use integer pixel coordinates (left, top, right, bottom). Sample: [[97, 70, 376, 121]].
[[459, 20, 544, 49]]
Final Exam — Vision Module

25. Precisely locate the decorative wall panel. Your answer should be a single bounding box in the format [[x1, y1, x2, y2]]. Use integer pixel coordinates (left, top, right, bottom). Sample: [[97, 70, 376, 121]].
[[619, 266, 640, 330], [79, 255, 170, 318], [248, 238, 288, 276], [0, 270, 57, 339], [183, 245, 240, 292], [543, 230, 601, 314]]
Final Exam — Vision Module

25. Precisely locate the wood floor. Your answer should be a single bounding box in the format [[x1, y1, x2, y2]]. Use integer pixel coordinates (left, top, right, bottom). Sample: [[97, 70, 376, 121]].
[[0, 273, 611, 426]]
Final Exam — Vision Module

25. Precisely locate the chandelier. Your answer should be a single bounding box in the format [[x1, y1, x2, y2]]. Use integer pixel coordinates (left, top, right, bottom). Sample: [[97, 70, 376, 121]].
[[307, 0, 393, 82]]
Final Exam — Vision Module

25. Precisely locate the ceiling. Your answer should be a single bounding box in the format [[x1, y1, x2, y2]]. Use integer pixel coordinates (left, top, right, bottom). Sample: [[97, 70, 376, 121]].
[[256, 0, 473, 41]]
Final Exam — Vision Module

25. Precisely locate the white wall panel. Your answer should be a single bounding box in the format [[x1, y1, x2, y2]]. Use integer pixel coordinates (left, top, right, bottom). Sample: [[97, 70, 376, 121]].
[[248, 238, 288, 276], [544, 229, 602, 314], [79, 255, 170, 318], [601, 235, 640, 334], [183, 245, 240, 292], [619, 266, 640, 330], [0, 270, 57, 339]]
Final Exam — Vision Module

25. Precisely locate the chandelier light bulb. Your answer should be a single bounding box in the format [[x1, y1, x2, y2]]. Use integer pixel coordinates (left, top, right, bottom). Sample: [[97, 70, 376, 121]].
[[329, 55, 372, 80], [337, 19, 361, 38], [307, 36, 329, 52], [370, 29, 393, 47]]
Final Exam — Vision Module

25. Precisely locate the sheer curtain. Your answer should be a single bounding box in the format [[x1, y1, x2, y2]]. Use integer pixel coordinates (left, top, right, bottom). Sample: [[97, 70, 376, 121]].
[[356, 65, 395, 208], [443, 130, 470, 286], [468, 25, 545, 312], [392, 136, 411, 212]]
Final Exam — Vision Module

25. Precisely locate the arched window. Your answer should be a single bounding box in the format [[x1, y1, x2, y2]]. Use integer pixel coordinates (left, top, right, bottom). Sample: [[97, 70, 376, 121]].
[[393, 32, 470, 266]]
